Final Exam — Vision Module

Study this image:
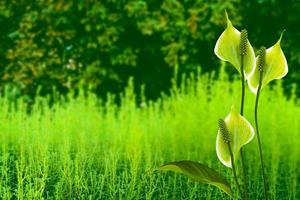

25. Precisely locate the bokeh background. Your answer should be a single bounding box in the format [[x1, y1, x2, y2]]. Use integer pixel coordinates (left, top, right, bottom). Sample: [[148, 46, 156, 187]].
[[0, 0, 299, 100]]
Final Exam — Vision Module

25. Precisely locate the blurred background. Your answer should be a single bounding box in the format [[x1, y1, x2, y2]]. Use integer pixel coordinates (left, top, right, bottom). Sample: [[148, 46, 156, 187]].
[[0, 0, 299, 102]]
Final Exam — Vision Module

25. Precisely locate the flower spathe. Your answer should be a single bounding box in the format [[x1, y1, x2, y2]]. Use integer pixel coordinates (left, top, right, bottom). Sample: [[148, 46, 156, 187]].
[[214, 12, 256, 79], [216, 106, 255, 168], [248, 32, 288, 94]]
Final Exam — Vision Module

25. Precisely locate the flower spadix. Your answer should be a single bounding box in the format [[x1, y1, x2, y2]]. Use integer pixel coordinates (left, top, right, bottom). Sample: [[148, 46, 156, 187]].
[[216, 107, 255, 168], [248, 32, 288, 94], [214, 12, 255, 79]]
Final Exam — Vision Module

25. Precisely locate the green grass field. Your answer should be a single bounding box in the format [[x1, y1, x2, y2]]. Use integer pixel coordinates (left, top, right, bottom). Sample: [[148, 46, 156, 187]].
[[0, 70, 299, 199]]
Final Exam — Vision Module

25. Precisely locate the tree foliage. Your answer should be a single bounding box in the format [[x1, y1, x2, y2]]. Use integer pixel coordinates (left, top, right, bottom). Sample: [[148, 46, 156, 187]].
[[0, 0, 298, 100]]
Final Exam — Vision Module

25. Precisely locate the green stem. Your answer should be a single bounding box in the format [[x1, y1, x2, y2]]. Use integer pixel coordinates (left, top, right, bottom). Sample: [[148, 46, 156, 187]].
[[239, 55, 248, 200], [227, 142, 243, 200], [255, 70, 268, 200]]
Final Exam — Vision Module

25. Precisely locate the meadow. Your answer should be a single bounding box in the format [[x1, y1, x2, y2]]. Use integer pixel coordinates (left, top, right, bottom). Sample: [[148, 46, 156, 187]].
[[0, 69, 299, 200]]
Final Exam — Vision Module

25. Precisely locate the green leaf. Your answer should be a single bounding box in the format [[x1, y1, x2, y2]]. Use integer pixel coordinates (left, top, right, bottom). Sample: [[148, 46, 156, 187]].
[[158, 160, 233, 197], [216, 106, 255, 168], [214, 12, 255, 79], [248, 31, 288, 94]]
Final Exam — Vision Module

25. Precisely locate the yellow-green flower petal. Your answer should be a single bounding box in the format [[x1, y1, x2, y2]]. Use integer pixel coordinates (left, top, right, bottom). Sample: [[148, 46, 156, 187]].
[[214, 12, 255, 79], [216, 106, 255, 168], [248, 32, 288, 94]]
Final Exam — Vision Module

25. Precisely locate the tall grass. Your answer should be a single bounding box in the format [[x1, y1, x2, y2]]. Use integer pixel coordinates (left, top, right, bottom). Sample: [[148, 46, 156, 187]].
[[0, 69, 299, 199]]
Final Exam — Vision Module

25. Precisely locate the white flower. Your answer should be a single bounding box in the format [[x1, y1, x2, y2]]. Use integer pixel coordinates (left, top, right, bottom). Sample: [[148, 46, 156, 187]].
[[216, 106, 255, 168], [248, 32, 288, 94], [214, 12, 255, 79]]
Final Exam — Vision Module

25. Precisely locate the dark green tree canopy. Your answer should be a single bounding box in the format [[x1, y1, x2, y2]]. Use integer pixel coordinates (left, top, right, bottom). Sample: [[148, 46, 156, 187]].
[[0, 0, 298, 100]]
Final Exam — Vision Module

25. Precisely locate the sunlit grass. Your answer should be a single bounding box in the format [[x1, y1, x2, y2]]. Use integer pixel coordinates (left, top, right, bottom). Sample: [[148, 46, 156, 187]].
[[0, 69, 299, 199]]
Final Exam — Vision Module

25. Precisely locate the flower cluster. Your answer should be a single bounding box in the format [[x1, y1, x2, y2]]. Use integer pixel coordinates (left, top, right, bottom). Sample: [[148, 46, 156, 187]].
[[158, 12, 288, 199], [214, 12, 288, 168]]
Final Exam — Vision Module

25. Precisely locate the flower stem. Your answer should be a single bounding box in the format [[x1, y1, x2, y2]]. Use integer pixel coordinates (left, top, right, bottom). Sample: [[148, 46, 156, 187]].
[[255, 69, 268, 200], [239, 55, 248, 200], [227, 142, 243, 200]]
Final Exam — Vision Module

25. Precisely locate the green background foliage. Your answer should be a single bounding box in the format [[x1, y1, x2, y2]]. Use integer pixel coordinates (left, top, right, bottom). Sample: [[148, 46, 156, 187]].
[[0, 0, 299, 99], [0, 72, 299, 199]]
